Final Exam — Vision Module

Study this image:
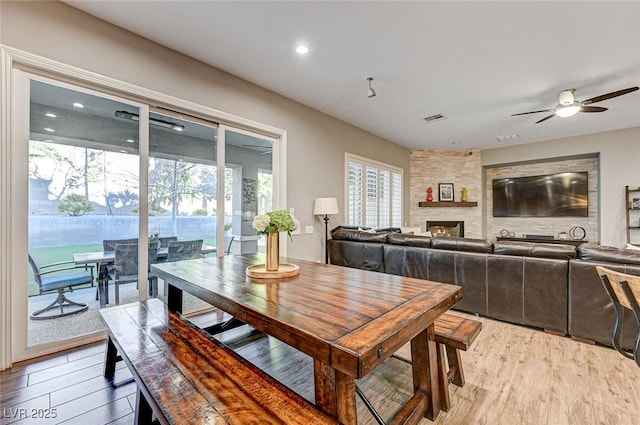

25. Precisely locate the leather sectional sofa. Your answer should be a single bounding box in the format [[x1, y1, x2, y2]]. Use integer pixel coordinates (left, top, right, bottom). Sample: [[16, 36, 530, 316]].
[[328, 227, 640, 349]]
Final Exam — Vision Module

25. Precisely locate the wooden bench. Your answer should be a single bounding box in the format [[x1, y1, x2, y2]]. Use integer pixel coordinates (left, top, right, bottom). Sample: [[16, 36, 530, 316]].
[[391, 312, 482, 412], [100, 298, 335, 425], [434, 313, 482, 411]]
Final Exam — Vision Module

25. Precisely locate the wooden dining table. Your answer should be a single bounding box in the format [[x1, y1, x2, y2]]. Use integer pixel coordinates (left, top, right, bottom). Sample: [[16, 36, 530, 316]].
[[151, 254, 462, 425]]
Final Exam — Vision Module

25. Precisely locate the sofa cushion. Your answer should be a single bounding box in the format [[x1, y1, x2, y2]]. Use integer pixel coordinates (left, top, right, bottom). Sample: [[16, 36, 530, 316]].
[[330, 227, 389, 243], [494, 241, 577, 260], [430, 237, 493, 253], [578, 243, 640, 265], [387, 233, 432, 248]]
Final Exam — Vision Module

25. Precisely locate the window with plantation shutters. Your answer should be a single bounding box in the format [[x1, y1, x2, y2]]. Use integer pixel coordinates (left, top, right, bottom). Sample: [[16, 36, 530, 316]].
[[345, 153, 403, 229]]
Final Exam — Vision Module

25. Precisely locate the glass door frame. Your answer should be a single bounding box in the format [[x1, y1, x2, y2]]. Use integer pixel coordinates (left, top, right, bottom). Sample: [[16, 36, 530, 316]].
[[217, 124, 285, 257], [10, 70, 150, 362]]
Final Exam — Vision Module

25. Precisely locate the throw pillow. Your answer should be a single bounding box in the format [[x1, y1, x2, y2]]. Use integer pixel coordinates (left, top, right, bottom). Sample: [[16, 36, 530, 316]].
[[401, 226, 422, 235], [357, 227, 377, 234]]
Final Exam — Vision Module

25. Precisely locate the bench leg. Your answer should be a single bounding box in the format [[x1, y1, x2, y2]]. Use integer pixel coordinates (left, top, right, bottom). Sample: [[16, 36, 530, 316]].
[[446, 346, 465, 387], [104, 336, 118, 381], [436, 343, 451, 412], [134, 387, 154, 425]]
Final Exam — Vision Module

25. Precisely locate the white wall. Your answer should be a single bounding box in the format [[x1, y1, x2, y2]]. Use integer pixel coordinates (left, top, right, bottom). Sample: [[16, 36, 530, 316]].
[[482, 127, 640, 247], [0, 0, 410, 262]]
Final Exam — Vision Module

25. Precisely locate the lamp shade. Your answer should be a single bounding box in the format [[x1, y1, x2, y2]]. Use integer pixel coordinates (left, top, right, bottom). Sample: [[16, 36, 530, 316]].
[[313, 197, 339, 215]]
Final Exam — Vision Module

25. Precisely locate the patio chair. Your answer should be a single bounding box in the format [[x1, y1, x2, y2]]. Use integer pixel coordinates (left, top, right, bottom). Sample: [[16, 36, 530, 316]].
[[97, 238, 138, 301], [29, 253, 93, 320], [167, 239, 203, 262], [159, 236, 178, 249], [103, 238, 139, 252], [108, 241, 159, 305]]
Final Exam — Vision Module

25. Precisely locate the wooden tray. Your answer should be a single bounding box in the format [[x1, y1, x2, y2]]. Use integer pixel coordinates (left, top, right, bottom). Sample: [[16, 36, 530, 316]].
[[246, 263, 300, 279]]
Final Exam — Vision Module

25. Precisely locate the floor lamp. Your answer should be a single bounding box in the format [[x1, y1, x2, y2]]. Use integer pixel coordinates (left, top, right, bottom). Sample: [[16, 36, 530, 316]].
[[314, 197, 339, 264]]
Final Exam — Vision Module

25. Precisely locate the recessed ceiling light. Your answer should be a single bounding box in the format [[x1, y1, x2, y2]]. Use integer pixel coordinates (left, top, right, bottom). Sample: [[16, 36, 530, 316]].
[[73, 102, 84, 108], [45, 112, 57, 118], [126, 139, 135, 143], [452, 141, 462, 145], [295, 45, 309, 55], [44, 128, 55, 132], [172, 125, 184, 132]]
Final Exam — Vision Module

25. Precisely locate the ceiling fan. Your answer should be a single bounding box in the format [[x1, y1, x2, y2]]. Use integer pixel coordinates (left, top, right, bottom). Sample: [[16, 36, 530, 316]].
[[511, 86, 639, 124]]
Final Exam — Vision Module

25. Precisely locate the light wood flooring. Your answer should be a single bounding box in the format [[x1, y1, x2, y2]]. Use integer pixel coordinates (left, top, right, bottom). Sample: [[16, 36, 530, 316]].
[[1, 311, 639, 424]]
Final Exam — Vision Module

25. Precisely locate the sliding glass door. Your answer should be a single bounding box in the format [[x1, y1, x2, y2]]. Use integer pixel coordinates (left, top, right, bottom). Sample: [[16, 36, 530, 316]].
[[8, 66, 283, 363], [26, 78, 143, 347], [222, 127, 276, 255]]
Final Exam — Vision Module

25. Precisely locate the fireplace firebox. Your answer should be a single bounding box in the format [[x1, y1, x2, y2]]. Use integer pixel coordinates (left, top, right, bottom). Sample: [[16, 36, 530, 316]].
[[426, 221, 464, 237]]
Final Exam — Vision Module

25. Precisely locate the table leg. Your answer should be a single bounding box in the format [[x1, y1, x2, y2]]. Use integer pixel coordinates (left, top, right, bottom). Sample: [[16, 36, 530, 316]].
[[313, 360, 338, 417], [336, 371, 357, 425], [98, 279, 108, 309], [167, 283, 183, 314], [410, 324, 441, 420], [313, 360, 358, 424], [97, 262, 109, 307]]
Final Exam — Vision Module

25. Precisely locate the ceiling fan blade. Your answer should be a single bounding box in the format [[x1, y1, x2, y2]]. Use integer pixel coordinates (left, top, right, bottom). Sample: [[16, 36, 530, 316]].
[[535, 114, 555, 124], [511, 109, 554, 116], [581, 86, 639, 105], [580, 106, 608, 113]]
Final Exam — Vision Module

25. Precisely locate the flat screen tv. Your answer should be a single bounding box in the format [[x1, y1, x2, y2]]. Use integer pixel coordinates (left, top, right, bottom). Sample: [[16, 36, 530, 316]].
[[492, 172, 588, 217]]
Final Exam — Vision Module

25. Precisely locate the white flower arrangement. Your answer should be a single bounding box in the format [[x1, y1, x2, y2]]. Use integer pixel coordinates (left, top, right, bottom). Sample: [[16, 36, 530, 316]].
[[252, 209, 299, 239]]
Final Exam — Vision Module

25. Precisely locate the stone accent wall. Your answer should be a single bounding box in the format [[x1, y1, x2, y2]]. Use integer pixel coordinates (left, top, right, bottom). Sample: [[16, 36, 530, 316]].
[[410, 149, 483, 238], [485, 156, 599, 242]]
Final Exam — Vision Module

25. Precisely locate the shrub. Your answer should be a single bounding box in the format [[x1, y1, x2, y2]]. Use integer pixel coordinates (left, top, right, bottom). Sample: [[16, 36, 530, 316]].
[[192, 208, 209, 216], [57, 194, 94, 216]]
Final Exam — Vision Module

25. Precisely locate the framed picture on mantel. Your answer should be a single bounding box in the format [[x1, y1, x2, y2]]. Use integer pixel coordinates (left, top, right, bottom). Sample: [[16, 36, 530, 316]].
[[438, 183, 454, 202]]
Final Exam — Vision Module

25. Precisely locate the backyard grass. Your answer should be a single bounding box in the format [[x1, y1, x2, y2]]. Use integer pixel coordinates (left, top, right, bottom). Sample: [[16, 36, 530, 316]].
[[29, 238, 217, 296]]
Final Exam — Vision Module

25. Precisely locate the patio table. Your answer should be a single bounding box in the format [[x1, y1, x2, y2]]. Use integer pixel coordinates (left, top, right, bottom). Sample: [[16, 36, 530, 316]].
[[73, 245, 217, 307]]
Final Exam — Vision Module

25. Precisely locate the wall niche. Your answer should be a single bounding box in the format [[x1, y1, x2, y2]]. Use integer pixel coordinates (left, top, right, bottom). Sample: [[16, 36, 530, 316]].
[[485, 155, 599, 242]]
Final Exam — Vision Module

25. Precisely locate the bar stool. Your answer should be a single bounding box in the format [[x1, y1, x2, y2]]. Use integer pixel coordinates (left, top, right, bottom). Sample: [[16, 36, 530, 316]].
[[596, 266, 640, 367]]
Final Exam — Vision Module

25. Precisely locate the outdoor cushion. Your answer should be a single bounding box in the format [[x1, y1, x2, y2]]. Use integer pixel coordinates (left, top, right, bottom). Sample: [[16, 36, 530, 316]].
[[40, 270, 93, 292]]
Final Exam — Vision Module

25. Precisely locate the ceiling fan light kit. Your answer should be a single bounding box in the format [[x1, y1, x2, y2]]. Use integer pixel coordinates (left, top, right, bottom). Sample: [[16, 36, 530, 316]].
[[512, 86, 639, 124], [555, 103, 581, 118]]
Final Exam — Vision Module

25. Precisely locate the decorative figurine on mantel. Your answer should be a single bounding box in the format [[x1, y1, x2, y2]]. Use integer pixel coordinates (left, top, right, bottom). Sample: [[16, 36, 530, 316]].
[[427, 187, 433, 202], [461, 187, 468, 202]]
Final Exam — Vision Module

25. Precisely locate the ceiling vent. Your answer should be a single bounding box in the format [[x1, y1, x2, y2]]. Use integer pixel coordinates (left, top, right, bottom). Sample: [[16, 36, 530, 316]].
[[496, 133, 520, 142], [423, 113, 447, 123]]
